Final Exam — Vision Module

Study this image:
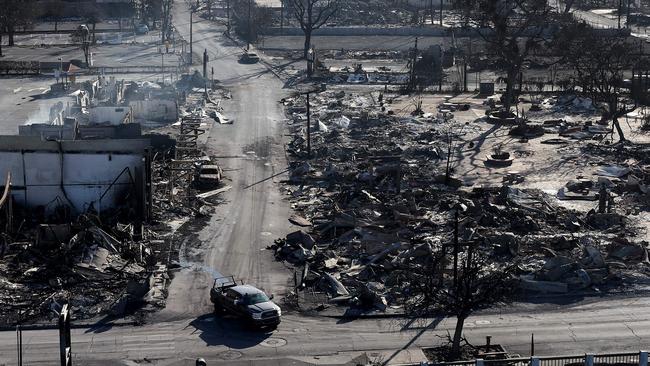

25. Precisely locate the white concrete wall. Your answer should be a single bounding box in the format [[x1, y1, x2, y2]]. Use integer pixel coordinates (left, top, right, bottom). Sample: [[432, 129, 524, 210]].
[[407, 0, 447, 7], [129, 100, 178, 122], [0, 151, 143, 215], [89, 106, 132, 125]]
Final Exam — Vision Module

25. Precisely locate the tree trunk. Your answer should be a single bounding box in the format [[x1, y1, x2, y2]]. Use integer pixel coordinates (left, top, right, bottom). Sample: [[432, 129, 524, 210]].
[[450, 315, 467, 360], [91, 23, 96, 44], [8, 27, 14, 47], [55, 20, 58, 32], [613, 117, 626, 142], [504, 67, 518, 114], [564, 0, 576, 13], [303, 29, 311, 59]]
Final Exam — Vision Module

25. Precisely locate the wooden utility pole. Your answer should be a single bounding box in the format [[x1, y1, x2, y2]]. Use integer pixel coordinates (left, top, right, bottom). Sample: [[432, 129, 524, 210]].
[[409, 37, 418, 90], [59, 304, 72, 366], [453, 209, 459, 289], [189, 10, 193, 64], [16, 325, 22, 366], [531, 333, 535, 356], [439, 48, 444, 92], [280, 0, 285, 32], [247, 0, 252, 51], [306, 92, 311, 158], [618, 0, 622, 29], [203, 48, 208, 78], [227, 0, 231, 33]]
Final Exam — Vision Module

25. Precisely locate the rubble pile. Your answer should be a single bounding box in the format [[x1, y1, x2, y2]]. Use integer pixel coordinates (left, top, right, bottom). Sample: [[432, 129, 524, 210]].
[[0, 215, 172, 324], [0, 73, 227, 325], [274, 89, 650, 313]]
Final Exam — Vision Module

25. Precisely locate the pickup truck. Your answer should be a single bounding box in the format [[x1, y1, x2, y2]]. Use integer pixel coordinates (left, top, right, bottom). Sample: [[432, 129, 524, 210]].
[[210, 276, 281, 328]]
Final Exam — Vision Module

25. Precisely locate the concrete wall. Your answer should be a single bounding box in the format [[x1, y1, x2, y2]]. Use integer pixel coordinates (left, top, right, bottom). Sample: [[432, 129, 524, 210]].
[[407, 0, 447, 7], [262, 26, 456, 37], [19, 123, 76, 140], [0, 137, 149, 216], [129, 100, 178, 122], [89, 106, 132, 125]]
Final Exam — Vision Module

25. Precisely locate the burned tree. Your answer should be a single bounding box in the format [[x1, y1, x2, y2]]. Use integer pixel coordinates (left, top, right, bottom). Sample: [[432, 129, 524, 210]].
[[404, 229, 514, 360], [205, 0, 215, 19], [86, 5, 102, 45], [454, 0, 551, 116], [288, 0, 338, 59], [0, 0, 36, 48], [161, 0, 174, 44], [562, 24, 638, 142], [44, 1, 65, 32], [141, 0, 162, 30], [231, 0, 273, 48]]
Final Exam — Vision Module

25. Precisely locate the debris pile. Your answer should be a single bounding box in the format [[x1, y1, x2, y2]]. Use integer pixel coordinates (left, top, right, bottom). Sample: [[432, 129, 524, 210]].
[[274, 88, 650, 313], [0, 73, 228, 325], [0, 215, 171, 324]]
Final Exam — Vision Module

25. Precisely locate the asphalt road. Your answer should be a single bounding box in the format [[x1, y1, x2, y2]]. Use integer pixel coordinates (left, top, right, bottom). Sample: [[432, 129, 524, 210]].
[[155, 1, 294, 322], [1, 295, 650, 365]]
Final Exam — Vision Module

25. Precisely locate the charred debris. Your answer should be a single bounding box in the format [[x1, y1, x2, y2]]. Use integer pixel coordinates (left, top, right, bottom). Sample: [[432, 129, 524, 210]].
[[0, 72, 228, 325], [272, 87, 650, 315]]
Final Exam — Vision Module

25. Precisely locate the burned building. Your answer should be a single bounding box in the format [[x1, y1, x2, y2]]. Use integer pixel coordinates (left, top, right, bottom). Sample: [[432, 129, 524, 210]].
[[0, 136, 152, 221]]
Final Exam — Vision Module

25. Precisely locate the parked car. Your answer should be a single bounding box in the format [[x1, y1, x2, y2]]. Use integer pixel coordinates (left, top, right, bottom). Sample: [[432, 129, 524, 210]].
[[240, 52, 260, 64], [195, 164, 222, 188], [210, 276, 281, 328], [136, 24, 149, 35]]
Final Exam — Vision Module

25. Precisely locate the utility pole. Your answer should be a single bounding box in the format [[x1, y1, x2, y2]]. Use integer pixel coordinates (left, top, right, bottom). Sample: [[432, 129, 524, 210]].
[[463, 59, 468, 92], [440, 0, 443, 26], [203, 48, 208, 79], [409, 37, 418, 90], [306, 92, 311, 158], [189, 9, 193, 65], [453, 209, 459, 289], [530, 333, 535, 356], [16, 325, 22, 366], [247, 0, 252, 51], [280, 0, 284, 33], [59, 304, 72, 366], [227, 0, 231, 33], [618, 0, 622, 29], [439, 48, 444, 92]]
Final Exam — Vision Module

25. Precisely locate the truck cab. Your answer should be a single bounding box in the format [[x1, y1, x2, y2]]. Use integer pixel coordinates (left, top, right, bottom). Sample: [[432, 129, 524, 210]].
[[210, 276, 281, 328]]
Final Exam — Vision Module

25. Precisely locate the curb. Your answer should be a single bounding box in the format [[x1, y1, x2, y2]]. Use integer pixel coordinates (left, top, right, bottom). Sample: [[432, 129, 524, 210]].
[[317, 310, 408, 320], [0, 320, 139, 332]]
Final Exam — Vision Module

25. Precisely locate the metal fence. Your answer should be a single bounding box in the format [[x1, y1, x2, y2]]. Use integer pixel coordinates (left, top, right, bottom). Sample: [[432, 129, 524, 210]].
[[90, 65, 189, 75], [407, 351, 646, 366]]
